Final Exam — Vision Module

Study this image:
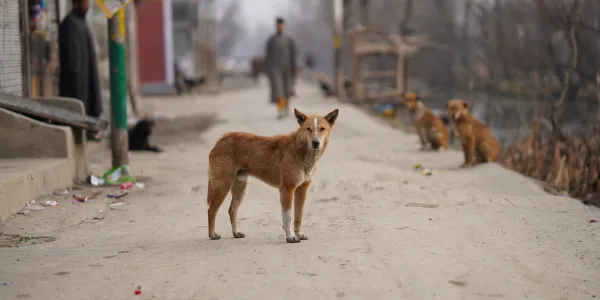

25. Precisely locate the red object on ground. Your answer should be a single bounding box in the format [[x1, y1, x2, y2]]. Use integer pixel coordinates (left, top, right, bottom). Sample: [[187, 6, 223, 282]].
[[120, 181, 133, 189], [590, 219, 598, 223], [134, 286, 142, 295]]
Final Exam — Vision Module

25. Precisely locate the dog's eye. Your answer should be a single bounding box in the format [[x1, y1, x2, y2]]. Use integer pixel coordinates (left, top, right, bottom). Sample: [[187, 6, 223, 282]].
[[320, 127, 325, 132], [307, 128, 312, 132]]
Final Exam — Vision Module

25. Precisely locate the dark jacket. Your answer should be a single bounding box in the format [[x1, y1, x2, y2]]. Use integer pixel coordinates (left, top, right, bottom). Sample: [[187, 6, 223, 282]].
[[59, 10, 102, 118]]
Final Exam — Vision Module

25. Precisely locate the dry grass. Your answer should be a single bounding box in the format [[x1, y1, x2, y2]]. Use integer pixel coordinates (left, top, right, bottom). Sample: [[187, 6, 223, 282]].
[[500, 116, 600, 207]]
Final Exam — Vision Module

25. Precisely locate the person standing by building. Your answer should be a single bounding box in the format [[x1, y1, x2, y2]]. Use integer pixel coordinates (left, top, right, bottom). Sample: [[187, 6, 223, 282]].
[[58, 0, 102, 128], [28, 2, 51, 97], [264, 17, 297, 119]]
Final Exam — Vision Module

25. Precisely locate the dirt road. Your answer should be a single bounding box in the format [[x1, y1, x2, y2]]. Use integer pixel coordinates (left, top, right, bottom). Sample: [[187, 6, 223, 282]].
[[1, 82, 599, 300]]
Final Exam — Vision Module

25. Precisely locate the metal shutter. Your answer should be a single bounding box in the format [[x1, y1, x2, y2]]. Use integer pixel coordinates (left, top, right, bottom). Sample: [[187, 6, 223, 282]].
[[0, 1, 23, 96]]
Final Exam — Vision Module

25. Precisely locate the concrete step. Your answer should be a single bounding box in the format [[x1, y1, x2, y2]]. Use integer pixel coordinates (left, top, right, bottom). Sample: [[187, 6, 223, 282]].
[[0, 158, 72, 222]]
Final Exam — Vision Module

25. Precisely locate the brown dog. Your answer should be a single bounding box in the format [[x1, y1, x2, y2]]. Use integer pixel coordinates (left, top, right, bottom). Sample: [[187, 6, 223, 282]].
[[402, 92, 450, 151], [445, 99, 500, 167], [206, 108, 339, 243]]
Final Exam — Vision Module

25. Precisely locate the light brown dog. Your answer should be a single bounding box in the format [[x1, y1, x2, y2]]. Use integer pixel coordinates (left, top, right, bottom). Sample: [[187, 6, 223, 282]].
[[402, 92, 450, 151], [206, 108, 339, 243], [445, 99, 500, 167]]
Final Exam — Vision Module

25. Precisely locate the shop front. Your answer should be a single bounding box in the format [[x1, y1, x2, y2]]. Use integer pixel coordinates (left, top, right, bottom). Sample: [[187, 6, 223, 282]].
[[0, 1, 25, 96]]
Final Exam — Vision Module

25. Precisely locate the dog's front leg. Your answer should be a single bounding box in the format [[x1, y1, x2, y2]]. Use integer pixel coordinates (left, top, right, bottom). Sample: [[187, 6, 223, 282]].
[[417, 126, 428, 150], [293, 181, 311, 240], [280, 186, 300, 243]]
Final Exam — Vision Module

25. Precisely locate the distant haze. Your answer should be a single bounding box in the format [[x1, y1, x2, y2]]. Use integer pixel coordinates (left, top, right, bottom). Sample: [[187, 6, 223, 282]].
[[217, 0, 294, 58]]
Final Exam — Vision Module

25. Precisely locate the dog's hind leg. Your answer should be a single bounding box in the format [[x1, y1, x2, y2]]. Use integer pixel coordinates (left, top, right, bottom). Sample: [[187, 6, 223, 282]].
[[207, 167, 235, 240], [229, 170, 248, 238]]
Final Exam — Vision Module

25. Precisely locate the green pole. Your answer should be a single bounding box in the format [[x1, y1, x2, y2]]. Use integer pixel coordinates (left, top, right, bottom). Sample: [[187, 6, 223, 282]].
[[108, 8, 129, 170]]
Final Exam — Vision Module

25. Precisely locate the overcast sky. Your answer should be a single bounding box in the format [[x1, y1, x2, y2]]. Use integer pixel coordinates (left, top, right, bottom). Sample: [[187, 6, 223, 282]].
[[239, 0, 290, 23]]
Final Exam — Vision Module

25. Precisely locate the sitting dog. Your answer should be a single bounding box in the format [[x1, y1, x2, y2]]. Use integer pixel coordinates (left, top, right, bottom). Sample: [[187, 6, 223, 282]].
[[128, 119, 163, 153], [401, 92, 450, 151], [446, 99, 500, 167], [206, 108, 339, 243]]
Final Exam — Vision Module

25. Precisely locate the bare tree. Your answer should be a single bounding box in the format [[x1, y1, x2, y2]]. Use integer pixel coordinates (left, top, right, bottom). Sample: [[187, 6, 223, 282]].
[[216, 0, 245, 57]]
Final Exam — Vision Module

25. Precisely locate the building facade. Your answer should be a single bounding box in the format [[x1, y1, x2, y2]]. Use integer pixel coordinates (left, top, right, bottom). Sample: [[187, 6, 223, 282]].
[[136, 0, 218, 95], [136, 0, 174, 94], [0, 0, 63, 98]]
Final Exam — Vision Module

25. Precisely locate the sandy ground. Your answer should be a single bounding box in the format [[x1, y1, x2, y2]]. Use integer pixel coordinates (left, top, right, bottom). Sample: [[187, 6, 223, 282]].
[[1, 80, 599, 300]]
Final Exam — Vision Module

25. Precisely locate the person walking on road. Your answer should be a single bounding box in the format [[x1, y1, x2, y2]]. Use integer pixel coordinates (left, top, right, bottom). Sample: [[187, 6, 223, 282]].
[[59, 0, 102, 137], [264, 17, 297, 119]]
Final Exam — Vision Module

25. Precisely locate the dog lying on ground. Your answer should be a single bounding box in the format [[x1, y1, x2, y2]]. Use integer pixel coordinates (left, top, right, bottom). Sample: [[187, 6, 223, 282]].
[[317, 73, 336, 97], [317, 73, 352, 97], [402, 92, 450, 151], [446, 99, 500, 167], [175, 75, 207, 95], [128, 119, 163, 153], [206, 108, 339, 243]]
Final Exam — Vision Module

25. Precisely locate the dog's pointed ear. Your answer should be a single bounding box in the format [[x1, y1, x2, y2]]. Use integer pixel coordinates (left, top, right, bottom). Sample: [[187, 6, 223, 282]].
[[325, 109, 339, 126], [294, 108, 307, 125]]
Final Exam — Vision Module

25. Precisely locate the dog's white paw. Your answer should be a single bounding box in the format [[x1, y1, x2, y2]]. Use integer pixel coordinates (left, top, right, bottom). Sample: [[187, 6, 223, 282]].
[[295, 232, 308, 240], [209, 232, 221, 240], [286, 236, 301, 243], [233, 231, 246, 238]]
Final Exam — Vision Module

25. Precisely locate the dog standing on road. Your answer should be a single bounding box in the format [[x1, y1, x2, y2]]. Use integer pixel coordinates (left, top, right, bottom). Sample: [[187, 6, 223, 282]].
[[206, 108, 339, 243]]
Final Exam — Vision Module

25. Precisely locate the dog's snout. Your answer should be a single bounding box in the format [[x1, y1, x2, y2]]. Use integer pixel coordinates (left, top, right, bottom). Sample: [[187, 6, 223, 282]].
[[311, 140, 320, 148]]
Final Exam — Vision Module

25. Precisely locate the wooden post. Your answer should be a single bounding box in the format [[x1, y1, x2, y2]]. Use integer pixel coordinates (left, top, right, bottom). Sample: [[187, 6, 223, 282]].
[[350, 30, 361, 100], [108, 8, 129, 169], [125, 3, 142, 117], [396, 52, 406, 93], [20, 0, 31, 97], [359, 0, 369, 27], [333, 0, 345, 99]]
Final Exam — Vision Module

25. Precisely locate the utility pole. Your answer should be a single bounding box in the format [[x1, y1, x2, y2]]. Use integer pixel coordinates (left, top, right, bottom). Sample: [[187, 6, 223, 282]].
[[108, 8, 129, 169], [333, 0, 344, 100], [126, 3, 142, 117], [463, 0, 472, 96]]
